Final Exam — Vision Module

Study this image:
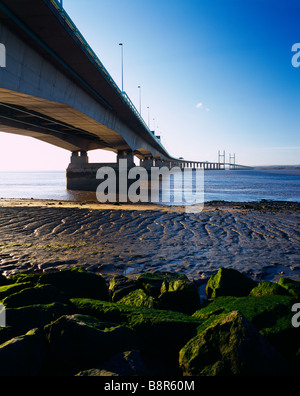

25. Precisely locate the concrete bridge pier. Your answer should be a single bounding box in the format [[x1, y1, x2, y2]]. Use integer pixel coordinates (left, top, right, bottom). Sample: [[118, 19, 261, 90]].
[[66, 149, 137, 192]]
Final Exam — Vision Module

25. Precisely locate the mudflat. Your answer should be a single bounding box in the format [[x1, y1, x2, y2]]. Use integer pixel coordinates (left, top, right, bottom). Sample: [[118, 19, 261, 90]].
[[0, 198, 299, 284]]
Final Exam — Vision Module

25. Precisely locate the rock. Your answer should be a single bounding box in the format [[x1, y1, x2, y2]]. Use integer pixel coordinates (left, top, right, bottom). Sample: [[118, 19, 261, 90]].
[[249, 281, 291, 297], [76, 369, 119, 376], [179, 311, 290, 376], [38, 267, 109, 301], [77, 350, 149, 376], [157, 279, 201, 315], [278, 277, 300, 299], [0, 328, 48, 376], [44, 314, 137, 375], [0, 282, 32, 301], [2, 284, 69, 308], [206, 267, 257, 299], [118, 289, 156, 308], [109, 275, 139, 302], [193, 295, 294, 333], [71, 298, 202, 369], [8, 273, 39, 285], [6, 302, 72, 336], [137, 272, 188, 298]]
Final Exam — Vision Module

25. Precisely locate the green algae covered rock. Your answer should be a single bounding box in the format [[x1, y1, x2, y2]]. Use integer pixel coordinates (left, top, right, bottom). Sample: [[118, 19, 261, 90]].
[[118, 289, 156, 309], [2, 284, 69, 308], [136, 271, 200, 314], [0, 328, 48, 376], [137, 272, 188, 298], [193, 295, 294, 333], [278, 277, 300, 299], [0, 282, 32, 301], [6, 302, 72, 337], [206, 267, 257, 299], [157, 279, 201, 314], [249, 281, 291, 297], [192, 294, 298, 362], [109, 275, 139, 302], [76, 350, 148, 376], [71, 298, 202, 363], [44, 314, 137, 375], [8, 273, 40, 285], [38, 267, 109, 301], [179, 311, 290, 376]]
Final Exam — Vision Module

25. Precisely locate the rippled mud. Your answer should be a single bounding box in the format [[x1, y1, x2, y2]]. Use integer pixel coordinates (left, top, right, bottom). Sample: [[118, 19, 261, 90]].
[[0, 199, 299, 283]]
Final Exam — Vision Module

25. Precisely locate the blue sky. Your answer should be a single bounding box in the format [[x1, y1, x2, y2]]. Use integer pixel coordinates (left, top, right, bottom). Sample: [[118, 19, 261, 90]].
[[1, 0, 300, 169]]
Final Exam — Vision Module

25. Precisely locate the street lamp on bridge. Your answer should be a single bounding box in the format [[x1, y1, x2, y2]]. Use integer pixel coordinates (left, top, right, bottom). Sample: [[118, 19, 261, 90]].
[[119, 43, 124, 92]]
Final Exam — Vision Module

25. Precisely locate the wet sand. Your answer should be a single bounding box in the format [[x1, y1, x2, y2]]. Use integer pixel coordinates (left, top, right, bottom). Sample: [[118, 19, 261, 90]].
[[0, 198, 299, 284]]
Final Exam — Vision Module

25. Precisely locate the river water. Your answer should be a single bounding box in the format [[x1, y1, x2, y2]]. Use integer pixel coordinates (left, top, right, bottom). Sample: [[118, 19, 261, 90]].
[[0, 168, 299, 203]]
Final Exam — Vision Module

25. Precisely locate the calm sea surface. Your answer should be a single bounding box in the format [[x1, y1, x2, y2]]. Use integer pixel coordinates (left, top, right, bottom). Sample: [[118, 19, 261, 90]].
[[0, 169, 299, 203]]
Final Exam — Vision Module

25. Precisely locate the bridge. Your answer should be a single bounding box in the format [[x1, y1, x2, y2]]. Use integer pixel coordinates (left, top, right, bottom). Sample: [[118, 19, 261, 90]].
[[0, 0, 251, 191]]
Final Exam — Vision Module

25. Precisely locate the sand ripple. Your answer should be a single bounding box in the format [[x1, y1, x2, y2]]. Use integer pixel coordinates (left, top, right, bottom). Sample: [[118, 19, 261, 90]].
[[0, 201, 299, 282]]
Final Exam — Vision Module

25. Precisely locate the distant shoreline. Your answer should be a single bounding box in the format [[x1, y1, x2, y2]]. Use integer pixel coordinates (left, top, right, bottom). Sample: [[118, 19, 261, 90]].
[[0, 197, 300, 212]]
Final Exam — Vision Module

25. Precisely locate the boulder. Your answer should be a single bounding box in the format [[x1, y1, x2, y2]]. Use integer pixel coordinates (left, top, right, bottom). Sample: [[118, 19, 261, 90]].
[[193, 295, 294, 333], [179, 311, 290, 376], [44, 314, 137, 375], [118, 289, 156, 308], [71, 298, 202, 367], [137, 272, 188, 297], [38, 267, 109, 301], [157, 279, 201, 315], [249, 281, 291, 297], [109, 275, 139, 302], [278, 277, 300, 299], [135, 271, 200, 314], [77, 350, 148, 376], [0, 282, 32, 301], [2, 284, 69, 308], [8, 273, 39, 285], [6, 302, 72, 337], [0, 328, 48, 376], [206, 268, 257, 299]]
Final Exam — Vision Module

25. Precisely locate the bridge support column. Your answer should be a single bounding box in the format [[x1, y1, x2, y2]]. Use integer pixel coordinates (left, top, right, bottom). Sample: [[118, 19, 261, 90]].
[[117, 150, 135, 167], [140, 156, 154, 170], [69, 150, 89, 168]]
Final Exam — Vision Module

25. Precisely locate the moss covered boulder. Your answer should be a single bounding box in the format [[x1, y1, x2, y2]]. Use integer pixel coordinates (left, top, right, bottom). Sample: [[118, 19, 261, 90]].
[[38, 267, 109, 301], [193, 295, 294, 333], [2, 284, 69, 308], [109, 275, 139, 302], [0, 328, 48, 376], [44, 314, 137, 375], [71, 298, 202, 366], [278, 277, 300, 299], [249, 281, 291, 297], [137, 272, 188, 298], [135, 272, 200, 314], [206, 267, 257, 299], [5, 302, 72, 338], [0, 282, 32, 301], [77, 350, 149, 376], [118, 289, 156, 308], [193, 294, 298, 363], [157, 279, 201, 314], [179, 311, 290, 376]]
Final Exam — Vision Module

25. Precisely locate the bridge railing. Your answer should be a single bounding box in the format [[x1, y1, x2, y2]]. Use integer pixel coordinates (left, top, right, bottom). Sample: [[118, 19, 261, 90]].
[[49, 0, 165, 149]]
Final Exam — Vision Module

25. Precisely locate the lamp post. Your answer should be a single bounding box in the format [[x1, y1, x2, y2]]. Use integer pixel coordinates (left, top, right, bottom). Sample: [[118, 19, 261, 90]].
[[147, 106, 150, 128], [138, 85, 142, 115], [119, 43, 124, 92]]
